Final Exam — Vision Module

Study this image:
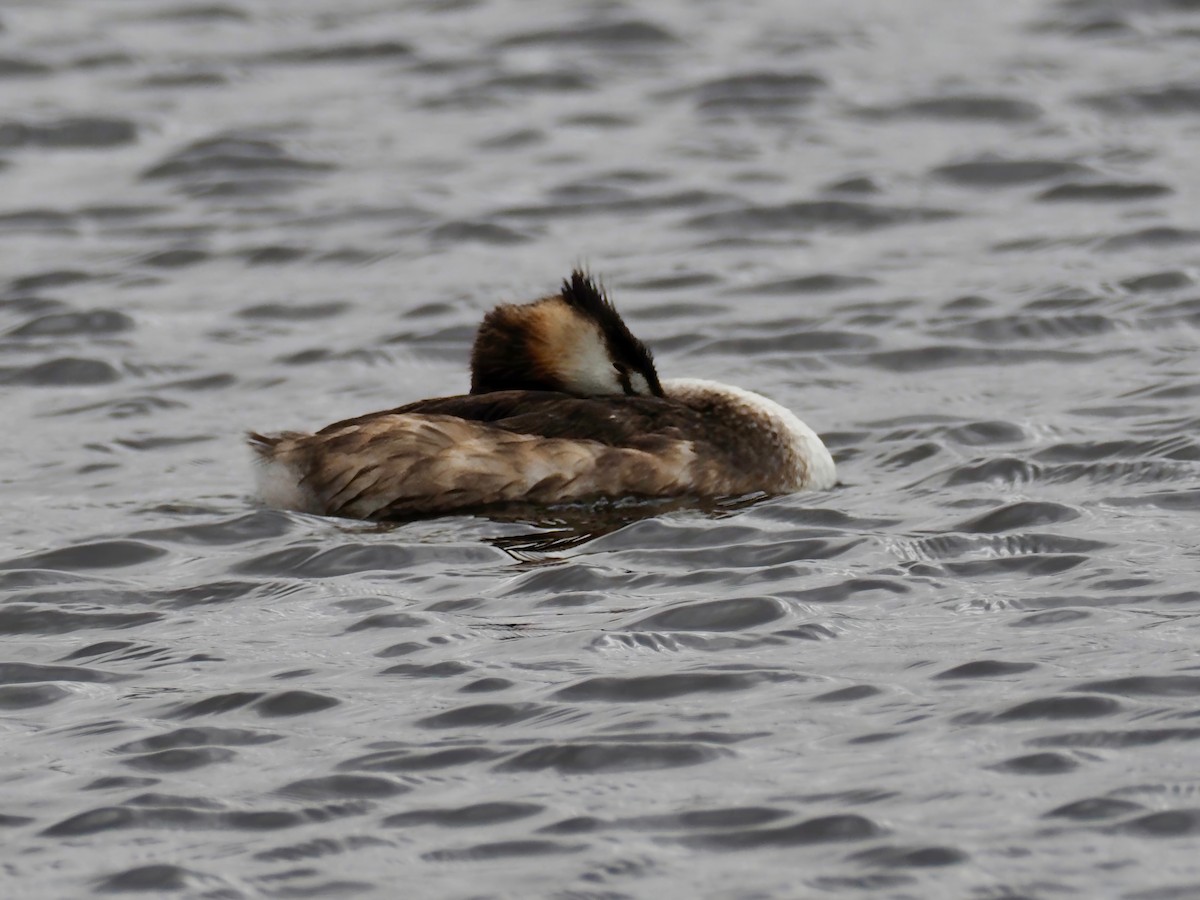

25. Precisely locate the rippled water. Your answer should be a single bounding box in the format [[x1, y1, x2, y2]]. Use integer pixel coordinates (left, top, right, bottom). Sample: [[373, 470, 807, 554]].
[[4, 0, 1200, 896]]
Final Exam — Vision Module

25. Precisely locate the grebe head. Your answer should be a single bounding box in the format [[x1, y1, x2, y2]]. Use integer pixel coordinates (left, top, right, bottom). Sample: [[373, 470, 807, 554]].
[[470, 269, 663, 397]]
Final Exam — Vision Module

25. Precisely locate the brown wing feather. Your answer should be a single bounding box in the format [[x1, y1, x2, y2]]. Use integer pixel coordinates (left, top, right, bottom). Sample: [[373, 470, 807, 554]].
[[264, 413, 699, 519], [318, 391, 714, 447]]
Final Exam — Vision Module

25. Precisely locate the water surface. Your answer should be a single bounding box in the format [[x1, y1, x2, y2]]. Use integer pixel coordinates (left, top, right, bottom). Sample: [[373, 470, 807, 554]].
[[3, 0, 1200, 897]]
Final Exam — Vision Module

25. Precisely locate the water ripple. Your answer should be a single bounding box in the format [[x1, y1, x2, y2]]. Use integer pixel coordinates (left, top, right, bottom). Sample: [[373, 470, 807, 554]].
[[6, 0, 1200, 896]]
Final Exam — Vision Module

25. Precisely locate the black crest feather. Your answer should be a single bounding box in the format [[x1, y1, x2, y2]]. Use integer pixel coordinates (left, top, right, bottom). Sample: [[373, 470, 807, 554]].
[[560, 270, 662, 397]]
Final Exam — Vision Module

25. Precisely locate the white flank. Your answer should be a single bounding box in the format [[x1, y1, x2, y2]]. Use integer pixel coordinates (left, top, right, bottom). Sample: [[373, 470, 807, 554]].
[[253, 451, 318, 513]]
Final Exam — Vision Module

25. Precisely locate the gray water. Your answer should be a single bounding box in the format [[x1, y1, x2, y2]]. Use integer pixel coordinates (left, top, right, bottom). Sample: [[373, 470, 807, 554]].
[[3, 0, 1200, 897]]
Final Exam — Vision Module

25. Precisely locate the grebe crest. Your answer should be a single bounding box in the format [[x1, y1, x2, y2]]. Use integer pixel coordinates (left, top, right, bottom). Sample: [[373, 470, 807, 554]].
[[470, 270, 662, 398]]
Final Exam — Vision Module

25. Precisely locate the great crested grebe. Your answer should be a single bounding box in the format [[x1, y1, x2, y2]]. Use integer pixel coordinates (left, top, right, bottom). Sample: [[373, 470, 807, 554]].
[[249, 270, 836, 519]]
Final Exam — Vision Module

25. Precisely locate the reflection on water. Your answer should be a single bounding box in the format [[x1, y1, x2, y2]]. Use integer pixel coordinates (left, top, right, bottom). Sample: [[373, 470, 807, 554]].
[[467, 494, 770, 558], [3, 0, 1200, 896]]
